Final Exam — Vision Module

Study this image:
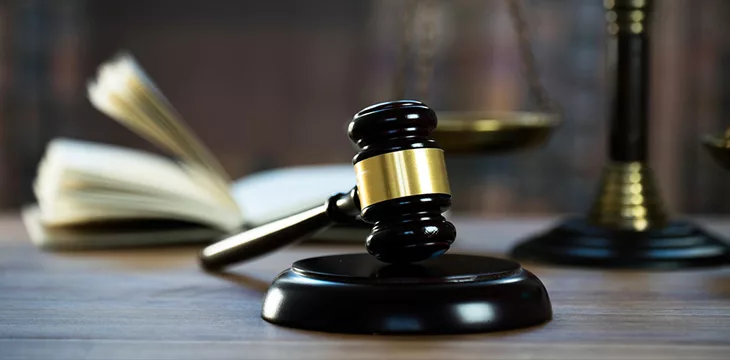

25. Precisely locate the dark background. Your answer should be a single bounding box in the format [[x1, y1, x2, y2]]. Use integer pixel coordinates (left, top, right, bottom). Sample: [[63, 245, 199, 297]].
[[1, 0, 729, 216]]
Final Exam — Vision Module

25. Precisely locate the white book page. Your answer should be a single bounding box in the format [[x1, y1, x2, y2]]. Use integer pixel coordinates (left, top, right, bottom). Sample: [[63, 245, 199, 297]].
[[35, 139, 242, 231], [230, 164, 355, 226]]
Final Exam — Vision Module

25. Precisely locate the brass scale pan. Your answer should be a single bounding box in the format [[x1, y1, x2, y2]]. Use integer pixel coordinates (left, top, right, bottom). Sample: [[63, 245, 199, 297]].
[[433, 111, 560, 154]]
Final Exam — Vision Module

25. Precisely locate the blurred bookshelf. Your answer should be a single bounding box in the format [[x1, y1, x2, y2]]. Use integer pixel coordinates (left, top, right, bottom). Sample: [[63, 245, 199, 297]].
[[1, 0, 729, 216]]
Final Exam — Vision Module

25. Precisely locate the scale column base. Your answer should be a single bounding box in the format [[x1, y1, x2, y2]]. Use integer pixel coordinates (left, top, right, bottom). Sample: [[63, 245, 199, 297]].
[[510, 217, 730, 269]]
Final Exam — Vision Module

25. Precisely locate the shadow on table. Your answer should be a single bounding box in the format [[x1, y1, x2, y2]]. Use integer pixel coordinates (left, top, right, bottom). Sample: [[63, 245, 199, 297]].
[[206, 270, 271, 294]]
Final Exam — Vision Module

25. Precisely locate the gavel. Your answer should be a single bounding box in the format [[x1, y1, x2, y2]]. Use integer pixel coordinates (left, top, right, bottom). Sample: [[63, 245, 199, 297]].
[[199, 100, 456, 271]]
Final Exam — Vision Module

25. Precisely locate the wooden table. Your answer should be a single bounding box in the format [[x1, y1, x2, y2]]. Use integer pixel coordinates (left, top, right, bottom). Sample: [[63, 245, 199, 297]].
[[1, 214, 730, 360]]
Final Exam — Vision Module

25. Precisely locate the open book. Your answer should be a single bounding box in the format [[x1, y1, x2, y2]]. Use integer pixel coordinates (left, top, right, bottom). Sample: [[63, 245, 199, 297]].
[[22, 53, 366, 250]]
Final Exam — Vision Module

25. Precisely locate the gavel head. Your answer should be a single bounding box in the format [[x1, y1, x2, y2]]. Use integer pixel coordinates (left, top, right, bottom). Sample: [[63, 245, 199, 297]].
[[348, 100, 456, 263]]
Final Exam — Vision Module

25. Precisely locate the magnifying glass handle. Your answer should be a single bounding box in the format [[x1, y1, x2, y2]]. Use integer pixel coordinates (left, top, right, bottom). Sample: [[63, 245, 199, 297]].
[[199, 188, 360, 271]]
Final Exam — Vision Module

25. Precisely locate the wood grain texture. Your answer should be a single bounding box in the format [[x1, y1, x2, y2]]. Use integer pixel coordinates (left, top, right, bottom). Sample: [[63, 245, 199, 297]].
[[1, 213, 730, 359]]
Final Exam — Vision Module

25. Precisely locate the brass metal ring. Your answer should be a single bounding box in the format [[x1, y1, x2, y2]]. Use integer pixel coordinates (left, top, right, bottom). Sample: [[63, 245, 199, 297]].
[[354, 148, 451, 208]]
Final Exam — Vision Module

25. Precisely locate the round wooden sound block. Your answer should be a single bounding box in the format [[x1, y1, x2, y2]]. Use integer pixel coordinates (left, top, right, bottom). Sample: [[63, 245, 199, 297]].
[[511, 218, 730, 269], [261, 254, 552, 334]]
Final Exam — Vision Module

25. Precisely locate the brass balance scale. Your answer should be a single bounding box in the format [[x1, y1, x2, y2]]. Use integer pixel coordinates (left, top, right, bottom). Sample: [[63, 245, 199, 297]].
[[403, 0, 730, 268]]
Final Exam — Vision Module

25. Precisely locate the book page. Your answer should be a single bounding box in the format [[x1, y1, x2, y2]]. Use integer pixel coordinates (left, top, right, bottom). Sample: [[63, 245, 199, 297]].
[[22, 205, 223, 250], [86, 52, 240, 215], [35, 139, 242, 232]]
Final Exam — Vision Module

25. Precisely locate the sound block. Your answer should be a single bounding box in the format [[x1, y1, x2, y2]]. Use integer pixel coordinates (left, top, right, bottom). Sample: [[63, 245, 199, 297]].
[[261, 254, 552, 334], [511, 218, 730, 269]]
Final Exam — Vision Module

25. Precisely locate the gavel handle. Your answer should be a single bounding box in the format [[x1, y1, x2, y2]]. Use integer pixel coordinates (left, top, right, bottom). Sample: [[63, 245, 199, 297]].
[[199, 188, 360, 271]]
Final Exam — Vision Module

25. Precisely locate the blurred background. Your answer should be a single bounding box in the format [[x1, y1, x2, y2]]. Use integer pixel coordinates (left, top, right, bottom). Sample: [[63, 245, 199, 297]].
[[0, 0, 729, 216]]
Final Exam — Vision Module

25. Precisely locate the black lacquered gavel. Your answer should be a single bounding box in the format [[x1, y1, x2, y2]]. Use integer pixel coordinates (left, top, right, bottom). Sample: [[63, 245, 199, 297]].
[[199, 100, 456, 271]]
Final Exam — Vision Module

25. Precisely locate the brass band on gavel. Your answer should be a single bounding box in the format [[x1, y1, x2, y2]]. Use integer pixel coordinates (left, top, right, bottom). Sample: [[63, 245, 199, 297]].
[[354, 148, 451, 209]]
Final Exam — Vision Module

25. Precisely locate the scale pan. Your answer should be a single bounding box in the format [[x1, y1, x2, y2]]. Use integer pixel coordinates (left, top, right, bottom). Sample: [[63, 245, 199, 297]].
[[433, 111, 560, 154]]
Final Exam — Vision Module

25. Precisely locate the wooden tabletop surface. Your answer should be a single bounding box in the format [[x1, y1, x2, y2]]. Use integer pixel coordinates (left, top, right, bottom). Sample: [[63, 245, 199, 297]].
[[2, 213, 730, 360]]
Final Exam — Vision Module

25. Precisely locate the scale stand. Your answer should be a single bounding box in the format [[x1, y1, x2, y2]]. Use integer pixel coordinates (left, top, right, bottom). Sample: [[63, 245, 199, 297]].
[[510, 0, 730, 269]]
